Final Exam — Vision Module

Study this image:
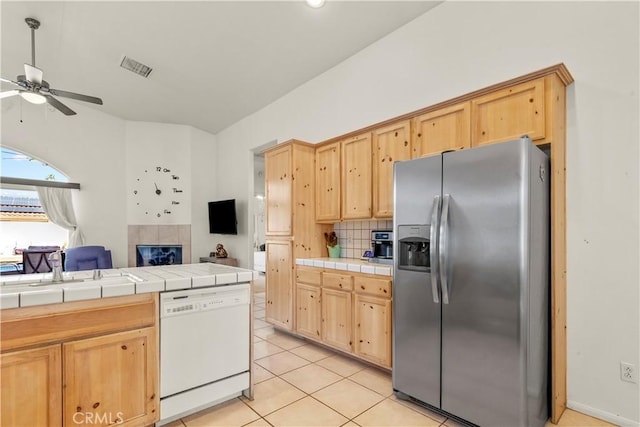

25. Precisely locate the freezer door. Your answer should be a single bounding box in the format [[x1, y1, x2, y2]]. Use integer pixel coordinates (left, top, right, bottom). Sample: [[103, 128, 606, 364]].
[[440, 139, 534, 426], [392, 154, 442, 408]]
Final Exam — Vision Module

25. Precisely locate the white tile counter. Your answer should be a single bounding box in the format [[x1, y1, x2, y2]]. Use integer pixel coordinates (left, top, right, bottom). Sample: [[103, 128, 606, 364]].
[[296, 257, 392, 276], [0, 263, 259, 309]]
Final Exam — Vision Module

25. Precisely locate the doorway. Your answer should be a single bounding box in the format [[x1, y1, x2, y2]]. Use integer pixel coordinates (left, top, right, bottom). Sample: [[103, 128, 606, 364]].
[[247, 140, 276, 290]]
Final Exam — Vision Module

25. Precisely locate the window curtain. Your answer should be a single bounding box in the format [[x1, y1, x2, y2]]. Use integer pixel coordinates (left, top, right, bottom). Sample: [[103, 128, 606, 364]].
[[36, 187, 85, 248]]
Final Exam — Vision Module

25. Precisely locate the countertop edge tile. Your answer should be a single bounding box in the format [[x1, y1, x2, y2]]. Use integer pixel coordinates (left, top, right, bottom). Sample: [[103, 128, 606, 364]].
[[102, 282, 136, 298], [295, 258, 393, 277], [63, 285, 102, 303], [19, 288, 64, 307], [0, 293, 20, 309]]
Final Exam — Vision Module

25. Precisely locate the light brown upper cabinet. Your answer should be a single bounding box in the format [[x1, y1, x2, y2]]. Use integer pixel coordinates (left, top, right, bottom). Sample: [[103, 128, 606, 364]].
[[412, 101, 471, 158], [372, 120, 412, 218], [315, 142, 341, 222], [265, 144, 292, 236], [341, 133, 372, 219], [471, 78, 545, 146]]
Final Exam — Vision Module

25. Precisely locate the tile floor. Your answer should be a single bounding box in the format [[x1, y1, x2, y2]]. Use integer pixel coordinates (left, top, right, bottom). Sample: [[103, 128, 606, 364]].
[[164, 291, 615, 427]]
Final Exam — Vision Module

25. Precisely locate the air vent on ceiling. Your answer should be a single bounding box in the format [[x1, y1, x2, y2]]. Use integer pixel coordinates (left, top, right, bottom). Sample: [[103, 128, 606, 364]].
[[120, 56, 153, 78]]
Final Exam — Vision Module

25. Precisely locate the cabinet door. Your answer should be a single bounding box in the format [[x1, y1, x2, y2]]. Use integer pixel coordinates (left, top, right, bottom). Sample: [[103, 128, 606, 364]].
[[63, 327, 157, 427], [412, 101, 471, 158], [265, 240, 293, 330], [471, 78, 545, 146], [372, 120, 412, 218], [341, 133, 372, 219], [1, 344, 62, 427], [265, 145, 292, 236], [296, 283, 322, 341], [321, 288, 352, 352], [354, 294, 392, 367], [316, 142, 341, 222]]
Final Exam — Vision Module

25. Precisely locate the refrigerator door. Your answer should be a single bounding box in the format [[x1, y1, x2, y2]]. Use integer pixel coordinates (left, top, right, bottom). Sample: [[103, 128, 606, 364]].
[[440, 139, 532, 426], [392, 154, 442, 408]]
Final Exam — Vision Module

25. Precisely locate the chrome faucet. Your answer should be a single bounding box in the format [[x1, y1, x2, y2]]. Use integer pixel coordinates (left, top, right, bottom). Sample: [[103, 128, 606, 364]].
[[48, 250, 64, 283]]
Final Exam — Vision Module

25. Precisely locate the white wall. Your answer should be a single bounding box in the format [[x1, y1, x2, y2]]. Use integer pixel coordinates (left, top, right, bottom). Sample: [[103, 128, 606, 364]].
[[125, 122, 192, 225], [1, 100, 129, 267], [189, 126, 218, 262], [215, 2, 639, 424], [2, 103, 218, 268]]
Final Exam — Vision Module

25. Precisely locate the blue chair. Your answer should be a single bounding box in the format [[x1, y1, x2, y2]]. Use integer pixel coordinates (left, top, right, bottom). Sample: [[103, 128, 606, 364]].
[[64, 246, 113, 271], [22, 247, 61, 274]]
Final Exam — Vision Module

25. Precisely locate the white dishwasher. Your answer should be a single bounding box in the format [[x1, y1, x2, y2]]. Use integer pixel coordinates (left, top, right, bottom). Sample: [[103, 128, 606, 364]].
[[159, 283, 250, 425]]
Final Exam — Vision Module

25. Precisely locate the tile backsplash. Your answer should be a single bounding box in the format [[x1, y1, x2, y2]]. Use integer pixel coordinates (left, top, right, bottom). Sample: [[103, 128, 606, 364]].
[[333, 220, 392, 259]]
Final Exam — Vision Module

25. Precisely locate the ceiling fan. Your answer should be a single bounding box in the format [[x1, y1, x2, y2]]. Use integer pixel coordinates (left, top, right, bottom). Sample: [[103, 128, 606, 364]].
[[0, 17, 103, 116]]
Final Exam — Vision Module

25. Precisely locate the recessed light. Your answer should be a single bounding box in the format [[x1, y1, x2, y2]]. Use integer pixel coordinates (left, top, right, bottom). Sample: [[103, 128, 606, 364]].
[[306, 0, 326, 8]]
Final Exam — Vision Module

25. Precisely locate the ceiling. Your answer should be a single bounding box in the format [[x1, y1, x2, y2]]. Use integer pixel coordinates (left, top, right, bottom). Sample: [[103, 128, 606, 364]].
[[1, 1, 439, 135]]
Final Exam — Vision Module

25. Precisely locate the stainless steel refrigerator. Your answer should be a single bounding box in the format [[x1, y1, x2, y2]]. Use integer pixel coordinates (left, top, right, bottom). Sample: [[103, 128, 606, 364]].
[[392, 137, 549, 427]]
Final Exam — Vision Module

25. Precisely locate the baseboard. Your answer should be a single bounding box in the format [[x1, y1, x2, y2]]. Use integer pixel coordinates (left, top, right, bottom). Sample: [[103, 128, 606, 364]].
[[567, 400, 640, 427]]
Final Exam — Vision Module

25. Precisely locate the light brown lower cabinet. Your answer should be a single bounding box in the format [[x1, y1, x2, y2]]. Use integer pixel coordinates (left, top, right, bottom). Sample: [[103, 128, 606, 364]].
[[296, 283, 322, 341], [265, 239, 294, 331], [321, 288, 353, 352], [354, 294, 392, 367], [290, 266, 393, 368], [0, 293, 159, 427], [0, 344, 62, 427], [63, 327, 157, 427]]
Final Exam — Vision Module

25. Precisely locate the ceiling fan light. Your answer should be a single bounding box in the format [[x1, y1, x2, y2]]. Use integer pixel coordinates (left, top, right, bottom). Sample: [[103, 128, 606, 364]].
[[306, 0, 325, 8], [20, 91, 47, 104]]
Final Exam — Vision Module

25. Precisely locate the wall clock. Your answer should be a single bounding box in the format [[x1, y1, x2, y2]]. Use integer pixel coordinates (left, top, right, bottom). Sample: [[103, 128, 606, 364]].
[[133, 166, 185, 218]]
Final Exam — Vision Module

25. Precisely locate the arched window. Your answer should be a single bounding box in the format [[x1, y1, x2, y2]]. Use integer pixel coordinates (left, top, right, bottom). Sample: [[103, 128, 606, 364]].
[[1, 147, 69, 272]]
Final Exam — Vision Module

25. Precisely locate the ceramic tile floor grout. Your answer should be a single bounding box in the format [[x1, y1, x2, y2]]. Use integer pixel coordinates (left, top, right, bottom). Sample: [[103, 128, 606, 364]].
[[173, 291, 606, 427], [174, 292, 449, 427]]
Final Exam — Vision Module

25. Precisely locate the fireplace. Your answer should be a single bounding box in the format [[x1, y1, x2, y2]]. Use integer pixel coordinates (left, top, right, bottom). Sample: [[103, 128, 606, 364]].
[[128, 225, 191, 267], [136, 245, 182, 267]]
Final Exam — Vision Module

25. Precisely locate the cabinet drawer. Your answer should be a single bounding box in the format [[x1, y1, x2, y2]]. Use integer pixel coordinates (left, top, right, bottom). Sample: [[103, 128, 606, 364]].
[[296, 267, 322, 286], [354, 276, 391, 298], [322, 272, 353, 291]]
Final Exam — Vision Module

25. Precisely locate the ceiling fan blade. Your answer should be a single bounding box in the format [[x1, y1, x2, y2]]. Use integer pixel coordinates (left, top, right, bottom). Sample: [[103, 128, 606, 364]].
[[45, 95, 76, 116], [0, 90, 21, 99], [48, 88, 103, 105], [24, 63, 43, 85], [1, 77, 22, 88]]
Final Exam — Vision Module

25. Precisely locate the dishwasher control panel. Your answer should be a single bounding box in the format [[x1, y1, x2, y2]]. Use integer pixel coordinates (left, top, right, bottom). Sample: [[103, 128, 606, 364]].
[[160, 284, 250, 318]]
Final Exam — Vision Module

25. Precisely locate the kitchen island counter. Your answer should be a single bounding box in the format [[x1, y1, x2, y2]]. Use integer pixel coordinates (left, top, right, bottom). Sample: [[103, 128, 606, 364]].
[[0, 263, 258, 309]]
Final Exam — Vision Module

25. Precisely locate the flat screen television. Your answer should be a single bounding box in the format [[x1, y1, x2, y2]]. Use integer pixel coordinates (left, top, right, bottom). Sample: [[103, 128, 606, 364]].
[[208, 199, 238, 235]]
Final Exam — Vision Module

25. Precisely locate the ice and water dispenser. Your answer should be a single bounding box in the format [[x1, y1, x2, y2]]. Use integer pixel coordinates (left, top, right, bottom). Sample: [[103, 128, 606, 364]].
[[397, 225, 431, 272]]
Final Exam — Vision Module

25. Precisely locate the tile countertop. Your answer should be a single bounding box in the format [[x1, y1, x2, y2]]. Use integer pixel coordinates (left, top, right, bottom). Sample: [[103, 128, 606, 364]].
[[296, 257, 392, 277], [0, 263, 258, 310]]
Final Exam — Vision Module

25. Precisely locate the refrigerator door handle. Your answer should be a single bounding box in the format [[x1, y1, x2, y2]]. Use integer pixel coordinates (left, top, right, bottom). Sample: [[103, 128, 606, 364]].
[[439, 194, 451, 304], [430, 195, 441, 303]]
